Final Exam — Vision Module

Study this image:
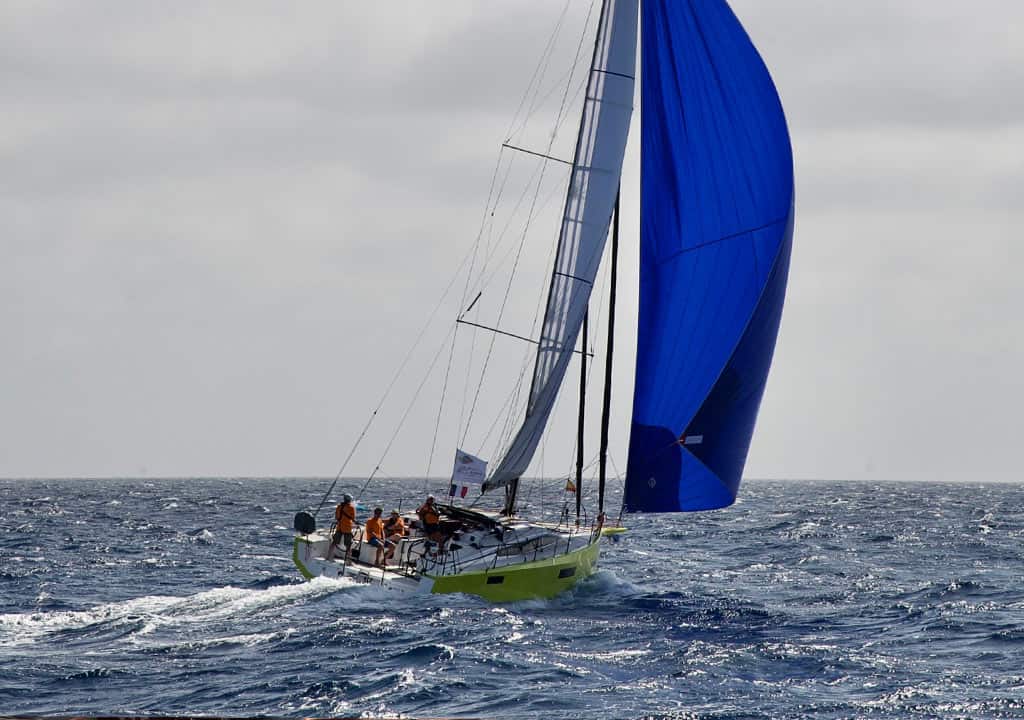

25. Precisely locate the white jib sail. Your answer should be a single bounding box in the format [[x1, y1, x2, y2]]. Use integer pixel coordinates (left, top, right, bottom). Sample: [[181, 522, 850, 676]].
[[484, 0, 637, 491]]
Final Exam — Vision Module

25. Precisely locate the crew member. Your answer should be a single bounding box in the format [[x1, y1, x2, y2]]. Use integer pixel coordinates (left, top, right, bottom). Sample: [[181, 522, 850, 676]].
[[383, 510, 406, 564], [364, 506, 391, 567], [329, 493, 357, 560], [417, 495, 441, 537], [417, 494, 447, 553]]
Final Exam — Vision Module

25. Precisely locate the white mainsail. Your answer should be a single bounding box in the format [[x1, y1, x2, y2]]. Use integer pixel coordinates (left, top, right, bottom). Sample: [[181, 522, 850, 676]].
[[484, 0, 637, 492]]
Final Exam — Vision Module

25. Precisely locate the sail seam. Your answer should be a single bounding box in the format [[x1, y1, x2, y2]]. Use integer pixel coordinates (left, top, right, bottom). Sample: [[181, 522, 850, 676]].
[[656, 215, 787, 266], [676, 204, 794, 460]]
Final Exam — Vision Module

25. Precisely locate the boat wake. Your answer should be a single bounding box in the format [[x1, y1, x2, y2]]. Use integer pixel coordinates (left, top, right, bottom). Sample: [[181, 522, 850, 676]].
[[0, 576, 355, 648]]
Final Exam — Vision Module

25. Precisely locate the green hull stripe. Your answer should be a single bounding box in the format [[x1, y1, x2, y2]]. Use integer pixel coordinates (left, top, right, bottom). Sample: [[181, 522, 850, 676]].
[[293, 537, 315, 580], [425, 538, 601, 602]]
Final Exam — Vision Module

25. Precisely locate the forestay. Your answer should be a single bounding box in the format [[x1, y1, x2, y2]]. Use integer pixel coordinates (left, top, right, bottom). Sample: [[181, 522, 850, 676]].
[[485, 0, 638, 492], [624, 0, 795, 513]]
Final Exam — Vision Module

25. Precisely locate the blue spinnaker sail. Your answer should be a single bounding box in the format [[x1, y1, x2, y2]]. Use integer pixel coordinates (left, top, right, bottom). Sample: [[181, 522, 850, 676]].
[[623, 0, 794, 513]]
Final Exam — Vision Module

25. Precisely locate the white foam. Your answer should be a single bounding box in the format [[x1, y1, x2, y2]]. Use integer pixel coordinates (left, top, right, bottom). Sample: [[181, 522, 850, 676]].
[[0, 576, 353, 647]]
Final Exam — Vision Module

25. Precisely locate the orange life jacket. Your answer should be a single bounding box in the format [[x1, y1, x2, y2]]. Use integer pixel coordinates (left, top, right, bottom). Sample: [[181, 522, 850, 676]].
[[335, 502, 355, 534], [365, 516, 385, 542], [418, 503, 439, 525], [385, 517, 406, 537]]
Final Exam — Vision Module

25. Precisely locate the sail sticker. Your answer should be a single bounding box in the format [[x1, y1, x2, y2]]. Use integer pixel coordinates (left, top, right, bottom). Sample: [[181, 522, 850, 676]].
[[680, 434, 704, 446]]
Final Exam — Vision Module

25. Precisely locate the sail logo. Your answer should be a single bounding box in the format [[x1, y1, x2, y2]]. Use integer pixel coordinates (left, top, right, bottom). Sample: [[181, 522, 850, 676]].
[[451, 449, 486, 499]]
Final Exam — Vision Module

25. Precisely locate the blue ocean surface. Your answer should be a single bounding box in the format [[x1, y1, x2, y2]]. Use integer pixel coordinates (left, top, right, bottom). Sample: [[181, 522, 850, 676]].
[[1, 478, 1022, 719]]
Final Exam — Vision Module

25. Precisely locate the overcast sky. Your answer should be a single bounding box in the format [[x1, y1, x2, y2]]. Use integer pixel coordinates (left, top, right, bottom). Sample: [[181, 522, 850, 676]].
[[3, 1, 1022, 483]]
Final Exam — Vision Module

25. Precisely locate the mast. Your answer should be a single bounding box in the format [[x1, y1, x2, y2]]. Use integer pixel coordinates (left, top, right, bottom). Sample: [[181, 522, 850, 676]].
[[575, 312, 588, 521], [598, 189, 619, 515]]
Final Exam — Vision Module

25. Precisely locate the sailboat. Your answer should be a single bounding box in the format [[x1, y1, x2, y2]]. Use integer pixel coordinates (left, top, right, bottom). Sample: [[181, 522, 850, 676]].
[[290, 0, 794, 601]]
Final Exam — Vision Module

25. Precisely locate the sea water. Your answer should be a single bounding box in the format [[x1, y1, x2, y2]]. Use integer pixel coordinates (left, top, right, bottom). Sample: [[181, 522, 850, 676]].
[[1, 478, 1022, 719]]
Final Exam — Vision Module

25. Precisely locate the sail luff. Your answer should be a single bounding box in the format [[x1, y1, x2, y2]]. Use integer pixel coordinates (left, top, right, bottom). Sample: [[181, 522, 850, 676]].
[[485, 0, 638, 493]]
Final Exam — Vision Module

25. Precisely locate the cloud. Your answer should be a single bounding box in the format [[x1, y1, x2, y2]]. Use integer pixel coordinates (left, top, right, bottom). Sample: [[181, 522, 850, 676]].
[[2, 2, 1022, 482]]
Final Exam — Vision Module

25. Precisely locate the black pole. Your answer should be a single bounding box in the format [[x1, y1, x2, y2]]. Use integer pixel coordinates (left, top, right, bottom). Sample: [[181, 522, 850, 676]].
[[598, 188, 620, 515], [504, 481, 517, 517], [576, 311, 588, 522]]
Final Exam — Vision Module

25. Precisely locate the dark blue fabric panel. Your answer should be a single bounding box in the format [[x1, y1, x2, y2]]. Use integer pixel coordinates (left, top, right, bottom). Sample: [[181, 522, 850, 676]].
[[624, 0, 794, 513], [678, 209, 793, 507]]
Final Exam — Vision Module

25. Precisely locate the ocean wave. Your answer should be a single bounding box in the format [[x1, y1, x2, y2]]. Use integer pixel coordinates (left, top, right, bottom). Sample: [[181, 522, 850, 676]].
[[3, 477, 1023, 718]]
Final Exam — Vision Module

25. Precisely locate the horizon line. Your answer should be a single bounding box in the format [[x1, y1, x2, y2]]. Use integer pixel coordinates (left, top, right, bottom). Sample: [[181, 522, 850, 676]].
[[0, 476, 1015, 484]]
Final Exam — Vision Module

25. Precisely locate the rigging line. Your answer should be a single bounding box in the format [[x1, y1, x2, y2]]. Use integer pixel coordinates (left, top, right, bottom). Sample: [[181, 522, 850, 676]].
[[521, 0, 606, 412], [455, 319, 594, 356], [467, 66, 590, 306], [501, 143, 573, 166], [457, 167, 502, 444], [486, 88, 583, 457], [313, 213, 489, 518], [510, 64, 581, 143], [470, 166, 570, 307], [425, 321, 460, 486], [458, 153, 496, 310], [458, 148, 518, 444], [487, 170, 577, 476], [480, 336, 537, 463], [464, 132, 569, 301], [495, 52, 606, 489], [504, 0, 572, 143], [503, 322, 573, 490], [317, 142, 515, 518], [460, 144, 513, 318], [360, 320, 459, 503], [477, 276, 539, 467], [470, 0, 600, 469], [516, 0, 599, 141], [460, 153, 562, 446], [457, 155, 546, 385], [495, 212, 558, 456]]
